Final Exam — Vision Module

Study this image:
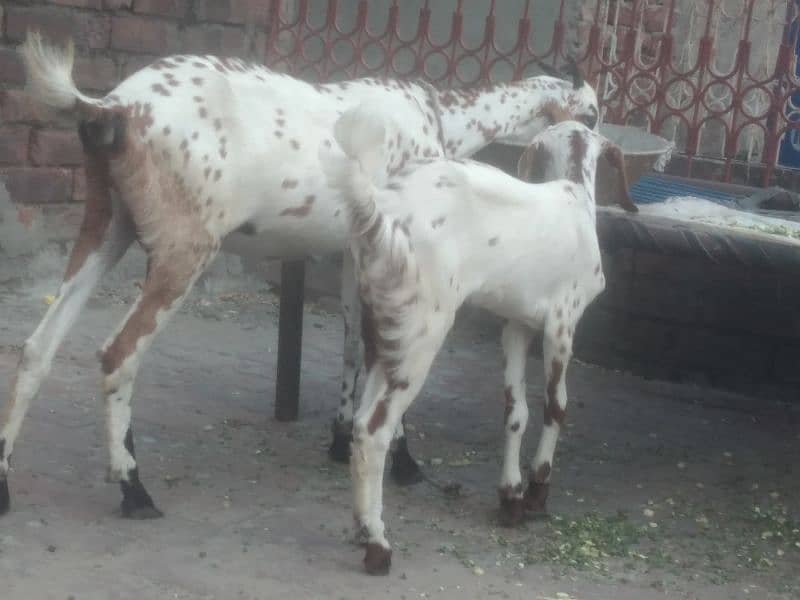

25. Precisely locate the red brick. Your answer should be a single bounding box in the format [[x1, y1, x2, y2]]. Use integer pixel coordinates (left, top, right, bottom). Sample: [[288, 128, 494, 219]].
[[1, 167, 74, 204], [30, 129, 84, 167], [182, 24, 250, 56], [74, 56, 118, 92], [111, 15, 180, 54], [0, 48, 25, 86], [0, 126, 31, 166], [194, 0, 270, 26], [133, 0, 188, 19], [5, 6, 111, 50], [1, 89, 46, 124]]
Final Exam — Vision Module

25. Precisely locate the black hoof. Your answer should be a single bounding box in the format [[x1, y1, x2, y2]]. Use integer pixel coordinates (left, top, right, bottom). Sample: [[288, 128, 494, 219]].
[[364, 542, 392, 575], [498, 496, 526, 527], [390, 437, 423, 486], [328, 427, 353, 464], [0, 478, 10, 516], [119, 469, 163, 519]]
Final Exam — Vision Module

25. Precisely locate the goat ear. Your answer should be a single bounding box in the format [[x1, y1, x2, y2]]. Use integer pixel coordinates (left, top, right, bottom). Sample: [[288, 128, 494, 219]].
[[600, 142, 638, 213], [517, 142, 550, 184]]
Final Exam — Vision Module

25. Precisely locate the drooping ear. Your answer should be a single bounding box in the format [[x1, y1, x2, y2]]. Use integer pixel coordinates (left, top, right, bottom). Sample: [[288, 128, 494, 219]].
[[600, 141, 638, 213], [517, 141, 552, 184]]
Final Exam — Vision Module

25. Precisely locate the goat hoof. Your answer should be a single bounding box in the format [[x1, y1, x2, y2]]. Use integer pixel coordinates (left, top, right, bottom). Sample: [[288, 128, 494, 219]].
[[389, 438, 423, 486], [498, 496, 526, 527], [0, 478, 10, 516], [119, 473, 162, 519], [523, 481, 549, 516], [363, 542, 392, 575], [328, 428, 353, 464]]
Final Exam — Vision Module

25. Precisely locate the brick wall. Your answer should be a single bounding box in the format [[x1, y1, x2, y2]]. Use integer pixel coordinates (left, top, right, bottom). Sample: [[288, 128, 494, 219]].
[[0, 0, 271, 206]]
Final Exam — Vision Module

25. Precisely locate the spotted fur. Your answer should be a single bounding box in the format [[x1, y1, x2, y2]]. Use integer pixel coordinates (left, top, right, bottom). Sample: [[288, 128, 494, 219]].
[[0, 33, 601, 518], [328, 110, 626, 573]]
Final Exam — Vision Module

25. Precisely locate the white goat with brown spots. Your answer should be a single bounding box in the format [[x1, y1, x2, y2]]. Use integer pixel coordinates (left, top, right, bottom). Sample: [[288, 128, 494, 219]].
[[326, 107, 634, 575], [0, 32, 601, 519]]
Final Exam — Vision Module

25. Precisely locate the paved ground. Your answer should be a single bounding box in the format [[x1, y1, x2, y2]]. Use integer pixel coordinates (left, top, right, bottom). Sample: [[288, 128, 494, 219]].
[[0, 262, 798, 600]]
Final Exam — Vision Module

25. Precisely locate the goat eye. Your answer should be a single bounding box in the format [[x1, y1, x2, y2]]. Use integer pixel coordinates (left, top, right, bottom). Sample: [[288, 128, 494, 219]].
[[582, 113, 598, 130]]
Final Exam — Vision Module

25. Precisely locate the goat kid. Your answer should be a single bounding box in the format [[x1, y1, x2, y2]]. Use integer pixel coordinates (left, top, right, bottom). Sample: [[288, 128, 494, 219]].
[[0, 32, 600, 519], [326, 109, 632, 575]]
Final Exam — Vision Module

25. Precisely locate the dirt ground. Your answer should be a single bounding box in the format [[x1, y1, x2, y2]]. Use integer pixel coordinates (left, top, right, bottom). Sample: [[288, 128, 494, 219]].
[[0, 267, 798, 600]]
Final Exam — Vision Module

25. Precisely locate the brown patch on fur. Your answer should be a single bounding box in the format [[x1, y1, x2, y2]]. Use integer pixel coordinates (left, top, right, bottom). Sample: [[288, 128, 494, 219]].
[[568, 131, 588, 184], [431, 216, 446, 229], [534, 461, 551, 483], [101, 262, 190, 374], [498, 482, 525, 526], [198, 107, 207, 119], [488, 236, 499, 246], [281, 178, 298, 189], [151, 83, 170, 96], [524, 480, 549, 513], [290, 139, 300, 150], [510, 421, 520, 432], [539, 99, 572, 125], [64, 148, 113, 282], [191, 77, 203, 86], [363, 542, 392, 575], [544, 358, 565, 426], [127, 102, 154, 137], [367, 400, 388, 435], [279, 194, 315, 217], [503, 386, 514, 423]]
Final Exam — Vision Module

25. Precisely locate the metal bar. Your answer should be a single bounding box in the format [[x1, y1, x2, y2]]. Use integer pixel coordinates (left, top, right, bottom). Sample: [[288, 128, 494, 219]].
[[275, 260, 306, 422]]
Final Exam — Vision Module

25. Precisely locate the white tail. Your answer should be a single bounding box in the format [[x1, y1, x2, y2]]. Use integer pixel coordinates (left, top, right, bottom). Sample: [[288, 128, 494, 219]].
[[327, 103, 390, 238], [19, 31, 99, 113], [327, 103, 418, 317]]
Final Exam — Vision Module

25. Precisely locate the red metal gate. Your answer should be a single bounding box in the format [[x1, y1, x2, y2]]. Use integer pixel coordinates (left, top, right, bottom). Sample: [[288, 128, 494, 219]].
[[263, 0, 799, 188]]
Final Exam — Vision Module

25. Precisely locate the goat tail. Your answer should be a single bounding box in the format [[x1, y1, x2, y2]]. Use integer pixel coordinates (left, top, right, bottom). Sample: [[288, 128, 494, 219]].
[[327, 103, 391, 238], [325, 103, 418, 306], [19, 31, 102, 114], [21, 32, 127, 155]]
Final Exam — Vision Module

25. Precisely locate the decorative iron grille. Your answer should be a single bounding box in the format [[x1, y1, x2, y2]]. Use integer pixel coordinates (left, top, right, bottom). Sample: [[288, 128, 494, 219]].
[[263, 0, 800, 187]]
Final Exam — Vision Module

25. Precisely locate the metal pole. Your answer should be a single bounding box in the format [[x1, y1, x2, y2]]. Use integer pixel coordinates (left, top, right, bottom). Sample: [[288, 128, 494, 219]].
[[275, 260, 305, 421]]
